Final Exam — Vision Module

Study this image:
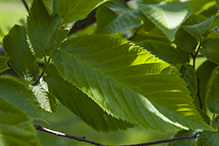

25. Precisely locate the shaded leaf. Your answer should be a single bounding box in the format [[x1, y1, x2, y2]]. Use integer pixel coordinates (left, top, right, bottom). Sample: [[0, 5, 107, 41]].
[[31, 80, 57, 113], [180, 65, 197, 97], [44, 65, 134, 132], [139, 40, 189, 65], [52, 35, 213, 132], [197, 130, 219, 146], [183, 16, 214, 39], [200, 38, 219, 64], [0, 78, 44, 120], [27, 0, 68, 58], [212, 115, 219, 129], [57, 0, 106, 24], [174, 28, 197, 53], [206, 67, 219, 114], [196, 60, 217, 111], [0, 96, 41, 146], [0, 56, 10, 73], [3, 25, 39, 81], [95, 5, 141, 34], [138, 1, 192, 41], [42, 0, 53, 15], [168, 129, 200, 146], [188, 0, 213, 12], [104, 0, 130, 13]]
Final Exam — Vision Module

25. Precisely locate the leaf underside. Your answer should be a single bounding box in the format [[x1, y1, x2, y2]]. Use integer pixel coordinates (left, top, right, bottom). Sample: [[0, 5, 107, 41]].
[[52, 35, 212, 132]]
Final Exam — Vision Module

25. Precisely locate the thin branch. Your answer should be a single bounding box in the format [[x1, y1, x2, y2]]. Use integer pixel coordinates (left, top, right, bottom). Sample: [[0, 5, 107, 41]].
[[34, 124, 106, 146], [34, 124, 202, 146], [21, 0, 29, 12]]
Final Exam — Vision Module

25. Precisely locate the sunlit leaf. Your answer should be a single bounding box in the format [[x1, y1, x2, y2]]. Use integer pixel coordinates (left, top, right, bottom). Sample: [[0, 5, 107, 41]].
[[52, 35, 213, 132], [0, 96, 41, 146], [0, 78, 44, 120], [31, 80, 57, 113], [27, 0, 68, 58], [57, 0, 106, 24], [138, 1, 192, 41], [3, 25, 39, 81], [44, 65, 134, 132]]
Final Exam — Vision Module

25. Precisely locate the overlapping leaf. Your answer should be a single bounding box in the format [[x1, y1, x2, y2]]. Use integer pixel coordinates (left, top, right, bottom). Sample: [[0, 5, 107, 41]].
[[57, 0, 106, 24], [52, 35, 213, 132], [196, 60, 217, 111], [0, 78, 44, 120], [168, 130, 200, 146], [139, 40, 189, 65], [206, 67, 219, 114], [0, 96, 41, 146], [138, 1, 192, 41], [31, 80, 57, 113], [0, 56, 10, 73], [200, 38, 219, 64], [3, 25, 39, 81], [95, 5, 141, 34], [183, 16, 214, 39], [44, 65, 134, 132], [42, 0, 53, 15], [27, 0, 68, 58], [197, 131, 219, 146]]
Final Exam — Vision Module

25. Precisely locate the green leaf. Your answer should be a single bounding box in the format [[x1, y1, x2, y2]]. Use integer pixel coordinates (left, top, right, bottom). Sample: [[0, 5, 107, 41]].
[[196, 60, 217, 111], [27, 0, 69, 58], [3, 25, 39, 81], [139, 40, 189, 65], [95, 5, 141, 34], [180, 65, 197, 98], [212, 115, 219, 129], [200, 38, 219, 64], [0, 56, 10, 73], [0, 96, 41, 146], [168, 130, 200, 146], [197, 130, 219, 146], [103, 0, 130, 13], [217, 0, 219, 7], [30, 80, 57, 113], [206, 67, 219, 114], [57, 0, 106, 24], [138, 1, 192, 41], [174, 28, 197, 53], [52, 35, 213, 132], [42, 0, 53, 15], [0, 78, 44, 120], [44, 65, 134, 132], [183, 16, 214, 39]]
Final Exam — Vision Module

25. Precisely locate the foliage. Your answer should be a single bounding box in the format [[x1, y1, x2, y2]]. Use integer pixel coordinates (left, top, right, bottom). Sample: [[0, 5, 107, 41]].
[[1, 0, 219, 145]]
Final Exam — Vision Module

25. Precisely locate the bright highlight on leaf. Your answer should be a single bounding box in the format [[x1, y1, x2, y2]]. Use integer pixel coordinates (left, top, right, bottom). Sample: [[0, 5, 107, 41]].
[[44, 65, 134, 132], [0, 97, 41, 146], [52, 35, 212, 132], [138, 1, 192, 41]]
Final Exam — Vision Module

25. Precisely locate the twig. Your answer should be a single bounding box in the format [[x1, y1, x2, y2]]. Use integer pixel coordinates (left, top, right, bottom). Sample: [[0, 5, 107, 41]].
[[21, 0, 29, 12], [34, 124, 106, 146], [34, 124, 202, 146]]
